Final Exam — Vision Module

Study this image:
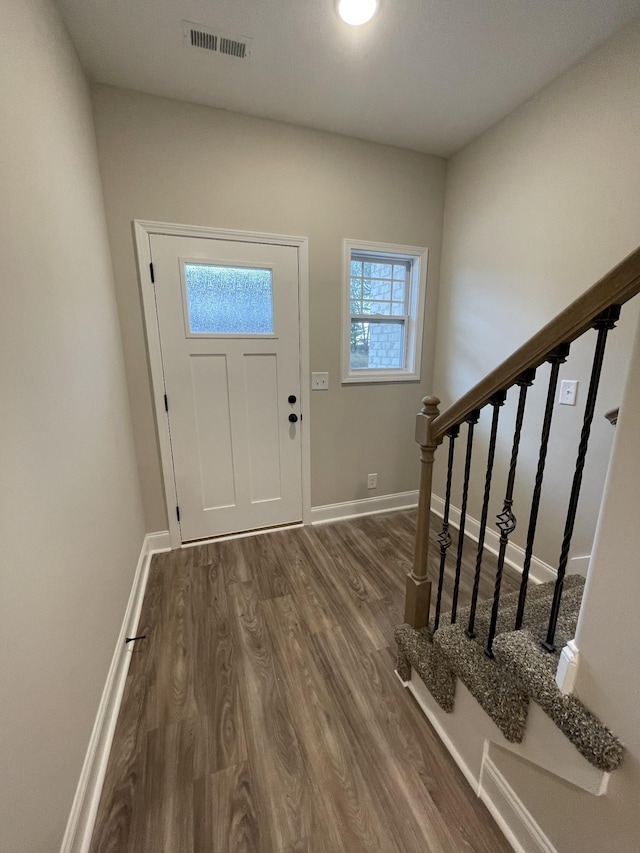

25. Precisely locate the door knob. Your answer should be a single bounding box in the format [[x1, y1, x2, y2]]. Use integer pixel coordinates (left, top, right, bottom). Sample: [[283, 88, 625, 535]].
[[288, 395, 297, 404], [288, 413, 298, 423]]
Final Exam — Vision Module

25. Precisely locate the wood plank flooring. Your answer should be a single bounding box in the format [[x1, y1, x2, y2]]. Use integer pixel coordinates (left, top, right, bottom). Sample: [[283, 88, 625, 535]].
[[90, 511, 517, 853]]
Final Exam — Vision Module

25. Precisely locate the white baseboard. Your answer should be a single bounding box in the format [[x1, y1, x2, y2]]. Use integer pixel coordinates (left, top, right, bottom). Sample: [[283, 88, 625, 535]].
[[569, 554, 591, 576], [145, 530, 171, 553], [431, 494, 556, 585], [479, 756, 558, 853], [311, 490, 418, 525], [311, 491, 555, 587], [60, 531, 171, 853]]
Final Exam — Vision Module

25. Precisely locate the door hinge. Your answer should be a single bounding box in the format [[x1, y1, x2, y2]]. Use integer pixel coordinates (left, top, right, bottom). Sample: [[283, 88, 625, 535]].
[[164, 394, 168, 412], [176, 506, 181, 523], [149, 262, 155, 283]]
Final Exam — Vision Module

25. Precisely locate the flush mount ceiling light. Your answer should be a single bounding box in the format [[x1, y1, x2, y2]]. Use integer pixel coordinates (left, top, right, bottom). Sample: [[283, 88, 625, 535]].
[[337, 0, 378, 26]]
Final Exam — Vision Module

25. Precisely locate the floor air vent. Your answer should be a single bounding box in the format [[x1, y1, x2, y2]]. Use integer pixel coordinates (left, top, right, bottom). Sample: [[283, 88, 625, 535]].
[[183, 22, 251, 60]]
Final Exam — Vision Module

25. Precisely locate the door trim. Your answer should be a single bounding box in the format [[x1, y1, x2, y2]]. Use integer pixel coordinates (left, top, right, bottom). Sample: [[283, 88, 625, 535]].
[[133, 220, 311, 548]]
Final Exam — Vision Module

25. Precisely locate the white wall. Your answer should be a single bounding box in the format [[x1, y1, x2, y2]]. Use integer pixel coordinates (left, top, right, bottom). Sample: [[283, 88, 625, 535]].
[[433, 16, 640, 569], [0, 2, 145, 850], [90, 85, 447, 531], [434, 16, 640, 852]]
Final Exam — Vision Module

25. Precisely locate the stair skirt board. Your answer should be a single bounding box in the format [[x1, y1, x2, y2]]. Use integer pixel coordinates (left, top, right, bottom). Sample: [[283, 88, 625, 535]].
[[60, 531, 171, 853], [430, 494, 558, 585], [479, 756, 558, 853]]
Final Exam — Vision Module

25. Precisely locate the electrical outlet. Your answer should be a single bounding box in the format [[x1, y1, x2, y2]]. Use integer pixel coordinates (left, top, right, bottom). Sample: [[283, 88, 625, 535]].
[[560, 379, 578, 406], [312, 372, 329, 390], [367, 473, 378, 489]]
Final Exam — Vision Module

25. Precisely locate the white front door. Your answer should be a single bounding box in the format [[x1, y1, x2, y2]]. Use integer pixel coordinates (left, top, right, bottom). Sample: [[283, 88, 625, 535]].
[[150, 234, 302, 541]]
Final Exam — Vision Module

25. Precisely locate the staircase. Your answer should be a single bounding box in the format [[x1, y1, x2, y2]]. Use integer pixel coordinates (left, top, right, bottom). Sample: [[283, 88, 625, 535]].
[[395, 247, 640, 817], [396, 574, 622, 773]]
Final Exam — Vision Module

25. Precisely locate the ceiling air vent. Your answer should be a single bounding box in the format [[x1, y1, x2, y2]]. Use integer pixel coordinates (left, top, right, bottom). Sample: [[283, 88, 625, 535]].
[[219, 37, 247, 59], [183, 21, 252, 61]]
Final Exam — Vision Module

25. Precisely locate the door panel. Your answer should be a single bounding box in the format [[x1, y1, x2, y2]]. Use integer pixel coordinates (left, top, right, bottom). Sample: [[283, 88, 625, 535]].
[[150, 234, 302, 541], [190, 353, 235, 510], [244, 353, 282, 503]]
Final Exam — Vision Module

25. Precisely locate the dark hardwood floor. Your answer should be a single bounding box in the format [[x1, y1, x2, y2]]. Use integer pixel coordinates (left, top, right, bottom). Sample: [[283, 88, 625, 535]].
[[90, 511, 517, 852]]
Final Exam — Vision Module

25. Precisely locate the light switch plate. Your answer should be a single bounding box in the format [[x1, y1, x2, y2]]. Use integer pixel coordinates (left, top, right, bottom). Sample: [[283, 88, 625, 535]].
[[312, 372, 329, 390], [560, 379, 578, 406]]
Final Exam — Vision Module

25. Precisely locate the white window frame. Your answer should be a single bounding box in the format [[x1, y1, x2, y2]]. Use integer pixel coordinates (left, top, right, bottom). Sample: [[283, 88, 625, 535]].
[[341, 239, 428, 384]]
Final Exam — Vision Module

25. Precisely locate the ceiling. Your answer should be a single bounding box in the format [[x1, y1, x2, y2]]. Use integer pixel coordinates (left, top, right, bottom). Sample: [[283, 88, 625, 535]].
[[54, 0, 640, 156]]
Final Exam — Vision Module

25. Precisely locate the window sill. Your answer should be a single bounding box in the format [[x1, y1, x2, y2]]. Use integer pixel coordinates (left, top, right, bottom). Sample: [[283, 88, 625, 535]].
[[341, 371, 421, 385]]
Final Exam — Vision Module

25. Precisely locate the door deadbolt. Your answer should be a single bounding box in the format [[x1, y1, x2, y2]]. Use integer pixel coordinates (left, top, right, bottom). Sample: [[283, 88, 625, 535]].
[[288, 394, 297, 404]]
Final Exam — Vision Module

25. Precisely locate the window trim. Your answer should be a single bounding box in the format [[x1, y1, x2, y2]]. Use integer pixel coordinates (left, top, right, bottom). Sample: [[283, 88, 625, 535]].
[[341, 239, 428, 384]]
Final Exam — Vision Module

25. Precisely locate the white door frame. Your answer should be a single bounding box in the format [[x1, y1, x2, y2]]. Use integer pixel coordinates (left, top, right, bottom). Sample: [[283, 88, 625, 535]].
[[133, 220, 311, 549]]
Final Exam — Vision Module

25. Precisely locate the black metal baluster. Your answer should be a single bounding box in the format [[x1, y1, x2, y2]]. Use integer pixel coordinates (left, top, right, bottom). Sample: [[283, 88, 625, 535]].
[[515, 344, 570, 629], [485, 369, 536, 657], [542, 306, 621, 651], [466, 391, 506, 638], [451, 409, 480, 624], [434, 426, 460, 631]]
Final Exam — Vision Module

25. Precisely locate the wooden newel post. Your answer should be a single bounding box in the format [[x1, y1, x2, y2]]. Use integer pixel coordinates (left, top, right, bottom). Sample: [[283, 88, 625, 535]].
[[404, 395, 442, 629]]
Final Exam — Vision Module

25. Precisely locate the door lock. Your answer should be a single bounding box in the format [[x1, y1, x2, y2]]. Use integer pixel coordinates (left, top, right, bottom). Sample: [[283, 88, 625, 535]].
[[288, 395, 297, 404], [288, 413, 299, 423]]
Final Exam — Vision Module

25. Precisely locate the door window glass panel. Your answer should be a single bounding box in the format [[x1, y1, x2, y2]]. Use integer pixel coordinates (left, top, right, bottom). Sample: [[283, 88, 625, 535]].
[[184, 263, 274, 334]]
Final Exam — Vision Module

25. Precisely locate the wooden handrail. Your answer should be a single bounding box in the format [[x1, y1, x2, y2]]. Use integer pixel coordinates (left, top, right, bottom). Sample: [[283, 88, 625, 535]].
[[402, 245, 640, 631], [430, 245, 640, 442]]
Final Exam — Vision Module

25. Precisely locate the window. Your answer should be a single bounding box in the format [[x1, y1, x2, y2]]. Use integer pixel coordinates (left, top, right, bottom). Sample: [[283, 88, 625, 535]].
[[342, 239, 427, 383]]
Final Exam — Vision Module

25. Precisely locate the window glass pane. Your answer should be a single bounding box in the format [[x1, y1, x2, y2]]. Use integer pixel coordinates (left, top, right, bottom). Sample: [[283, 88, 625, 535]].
[[184, 263, 274, 334], [350, 300, 361, 313], [392, 281, 406, 301], [393, 264, 408, 278], [366, 279, 392, 301], [368, 301, 391, 315], [391, 302, 405, 316], [363, 261, 374, 277], [350, 320, 405, 370], [350, 278, 362, 299], [351, 260, 362, 276], [369, 262, 392, 278]]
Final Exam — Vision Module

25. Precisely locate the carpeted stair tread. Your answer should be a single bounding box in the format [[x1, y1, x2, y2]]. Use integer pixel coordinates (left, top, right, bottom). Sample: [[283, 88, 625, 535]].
[[493, 629, 624, 772], [395, 624, 456, 711], [470, 576, 584, 643], [395, 574, 624, 772], [430, 583, 584, 742], [434, 575, 584, 641], [432, 623, 529, 741]]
